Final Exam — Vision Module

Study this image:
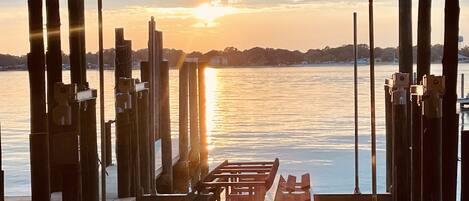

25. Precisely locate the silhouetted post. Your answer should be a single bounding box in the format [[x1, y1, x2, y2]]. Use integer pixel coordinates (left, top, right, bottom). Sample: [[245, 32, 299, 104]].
[[115, 28, 132, 84], [368, 0, 377, 199], [79, 91, 99, 201], [462, 74, 465, 99], [68, 0, 87, 88], [0, 123, 4, 201], [105, 121, 113, 167], [352, 12, 361, 195], [442, 1, 460, 200], [384, 78, 393, 193], [198, 62, 209, 177], [391, 73, 411, 201], [147, 20, 157, 177], [130, 80, 141, 196], [189, 62, 200, 167], [27, 0, 51, 200], [116, 78, 133, 198], [157, 61, 173, 193], [97, 0, 106, 199], [462, 131, 469, 201], [45, 0, 63, 191], [138, 84, 151, 193], [154, 30, 163, 141], [413, 1, 431, 200], [175, 61, 190, 192], [141, 60, 156, 193], [421, 75, 444, 201]]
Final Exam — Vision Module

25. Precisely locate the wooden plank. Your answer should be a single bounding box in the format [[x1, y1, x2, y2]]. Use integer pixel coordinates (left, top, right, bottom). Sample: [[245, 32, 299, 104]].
[[301, 174, 310, 190]]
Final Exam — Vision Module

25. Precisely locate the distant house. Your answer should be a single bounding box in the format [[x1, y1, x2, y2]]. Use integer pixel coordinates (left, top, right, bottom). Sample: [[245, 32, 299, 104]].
[[209, 56, 228, 66]]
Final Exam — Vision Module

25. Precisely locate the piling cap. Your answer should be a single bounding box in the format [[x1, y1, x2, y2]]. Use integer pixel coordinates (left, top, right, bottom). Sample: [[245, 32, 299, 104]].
[[423, 75, 445, 94], [392, 73, 410, 88]]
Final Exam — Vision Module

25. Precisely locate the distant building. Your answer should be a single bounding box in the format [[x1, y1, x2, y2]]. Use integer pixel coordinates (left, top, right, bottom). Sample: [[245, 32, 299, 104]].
[[209, 56, 228, 66]]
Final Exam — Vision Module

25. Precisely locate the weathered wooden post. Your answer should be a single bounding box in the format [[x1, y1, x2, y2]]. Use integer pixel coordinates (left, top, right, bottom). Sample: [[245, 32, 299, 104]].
[[462, 74, 465, 99], [391, 73, 411, 201], [157, 61, 173, 193], [415, 75, 444, 201], [442, 1, 460, 200], [138, 85, 151, 194], [78, 89, 99, 201], [0, 123, 4, 201], [368, 0, 377, 199], [115, 29, 133, 197], [129, 79, 142, 196], [105, 121, 114, 167], [384, 78, 393, 193], [116, 78, 133, 198], [462, 130, 469, 201], [141, 60, 156, 193], [189, 62, 200, 167], [198, 62, 209, 177], [27, 0, 51, 200], [413, 1, 432, 200], [174, 61, 190, 192], [45, 0, 63, 192]]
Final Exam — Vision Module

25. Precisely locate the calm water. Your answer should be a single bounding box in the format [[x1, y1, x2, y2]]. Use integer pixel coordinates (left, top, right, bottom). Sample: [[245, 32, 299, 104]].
[[1, 64, 468, 197]]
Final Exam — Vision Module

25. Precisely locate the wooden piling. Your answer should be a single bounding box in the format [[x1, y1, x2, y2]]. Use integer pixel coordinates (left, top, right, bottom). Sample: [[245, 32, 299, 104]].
[[115, 28, 132, 85], [442, 0, 460, 200], [80, 98, 99, 201], [68, 0, 87, 88], [45, 0, 64, 192], [157, 61, 173, 193], [97, 0, 106, 198], [27, 0, 51, 199], [0, 123, 4, 201], [141, 60, 156, 193], [130, 81, 141, 196], [462, 74, 465, 99], [174, 62, 190, 192], [105, 121, 113, 167], [148, 18, 158, 147], [413, 1, 431, 199], [421, 75, 444, 201], [189, 62, 200, 167], [198, 63, 209, 175], [462, 131, 469, 201], [391, 73, 411, 201], [384, 80, 393, 193], [138, 89, 151, 193]]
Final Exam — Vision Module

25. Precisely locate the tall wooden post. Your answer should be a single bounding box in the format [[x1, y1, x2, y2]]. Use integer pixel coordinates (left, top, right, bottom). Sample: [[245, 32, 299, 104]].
[[384, 79, 393, 193], [189, 62, 200, 167], [157, 61, 173, 193], [80, 97, 99, 201], [368, 0, 377, 199], [141, 60, 156, 193], [442, 0, 460, 200], [27, 0, 51, 200], [462, 131, 469, 201], [105, 121, 113, 167], [45, 0, 64, 191], [413, 1, 432, 200], [0, 123, 4, 201], [97, 0, 106, 199], [174, 62, 190, 192], [139, 89, 151, 193], [391, 73, 411, 201], [198, 62, 209, 177], [421, 75, 444, 201], [130, 80, 141, 196], [68, 0, 87, 88], [116, 78, 132, 198]]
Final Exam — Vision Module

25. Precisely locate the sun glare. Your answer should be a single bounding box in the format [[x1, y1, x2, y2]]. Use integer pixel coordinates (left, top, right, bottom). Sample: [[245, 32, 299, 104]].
[[193, 3, 236, 24]]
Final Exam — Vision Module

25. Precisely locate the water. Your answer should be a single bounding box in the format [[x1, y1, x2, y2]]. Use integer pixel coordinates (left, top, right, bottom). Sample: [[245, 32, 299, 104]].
[[0, 64, 468, 197]]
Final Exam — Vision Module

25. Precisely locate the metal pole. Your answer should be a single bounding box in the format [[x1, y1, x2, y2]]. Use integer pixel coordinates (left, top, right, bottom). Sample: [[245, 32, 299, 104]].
[[353, 12, 360, 195], [391, 73, 411, 201], [442, 0, 460, 200], [368, 0, 377, 199], [27, 0, 51, 200], [97, 0, 106, 200]]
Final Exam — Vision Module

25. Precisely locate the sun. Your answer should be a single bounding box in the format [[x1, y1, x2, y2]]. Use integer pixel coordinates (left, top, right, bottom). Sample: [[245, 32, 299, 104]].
[[193, 3, 236, 22]]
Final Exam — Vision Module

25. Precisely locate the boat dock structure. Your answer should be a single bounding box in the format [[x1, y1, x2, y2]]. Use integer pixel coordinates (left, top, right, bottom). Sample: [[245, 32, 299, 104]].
[[0, 0, 465, 200]]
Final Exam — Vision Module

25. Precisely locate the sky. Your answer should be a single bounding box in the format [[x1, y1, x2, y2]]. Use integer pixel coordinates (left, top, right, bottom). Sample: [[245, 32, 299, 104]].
[[0, 0, 468, 55]]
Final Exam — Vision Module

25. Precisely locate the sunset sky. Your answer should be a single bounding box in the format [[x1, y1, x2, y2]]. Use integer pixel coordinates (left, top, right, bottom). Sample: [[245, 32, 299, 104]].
[[0, 0, 468, 55]]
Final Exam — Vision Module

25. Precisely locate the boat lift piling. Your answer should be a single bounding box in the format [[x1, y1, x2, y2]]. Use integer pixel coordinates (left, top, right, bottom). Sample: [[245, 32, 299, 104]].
[[384, 79, 393, 193], [105, 121, 115, 167], [352, 12, 360, 195], [390, 73, 411, 201], [189, 61, 200, 168]]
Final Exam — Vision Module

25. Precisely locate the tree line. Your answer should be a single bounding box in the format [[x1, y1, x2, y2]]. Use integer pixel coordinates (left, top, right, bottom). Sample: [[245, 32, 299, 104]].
[[1, 44, 468, 69]]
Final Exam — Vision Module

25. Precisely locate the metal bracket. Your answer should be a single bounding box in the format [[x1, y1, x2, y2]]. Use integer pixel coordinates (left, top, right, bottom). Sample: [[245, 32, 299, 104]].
[[391, 73, 410, 105]]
